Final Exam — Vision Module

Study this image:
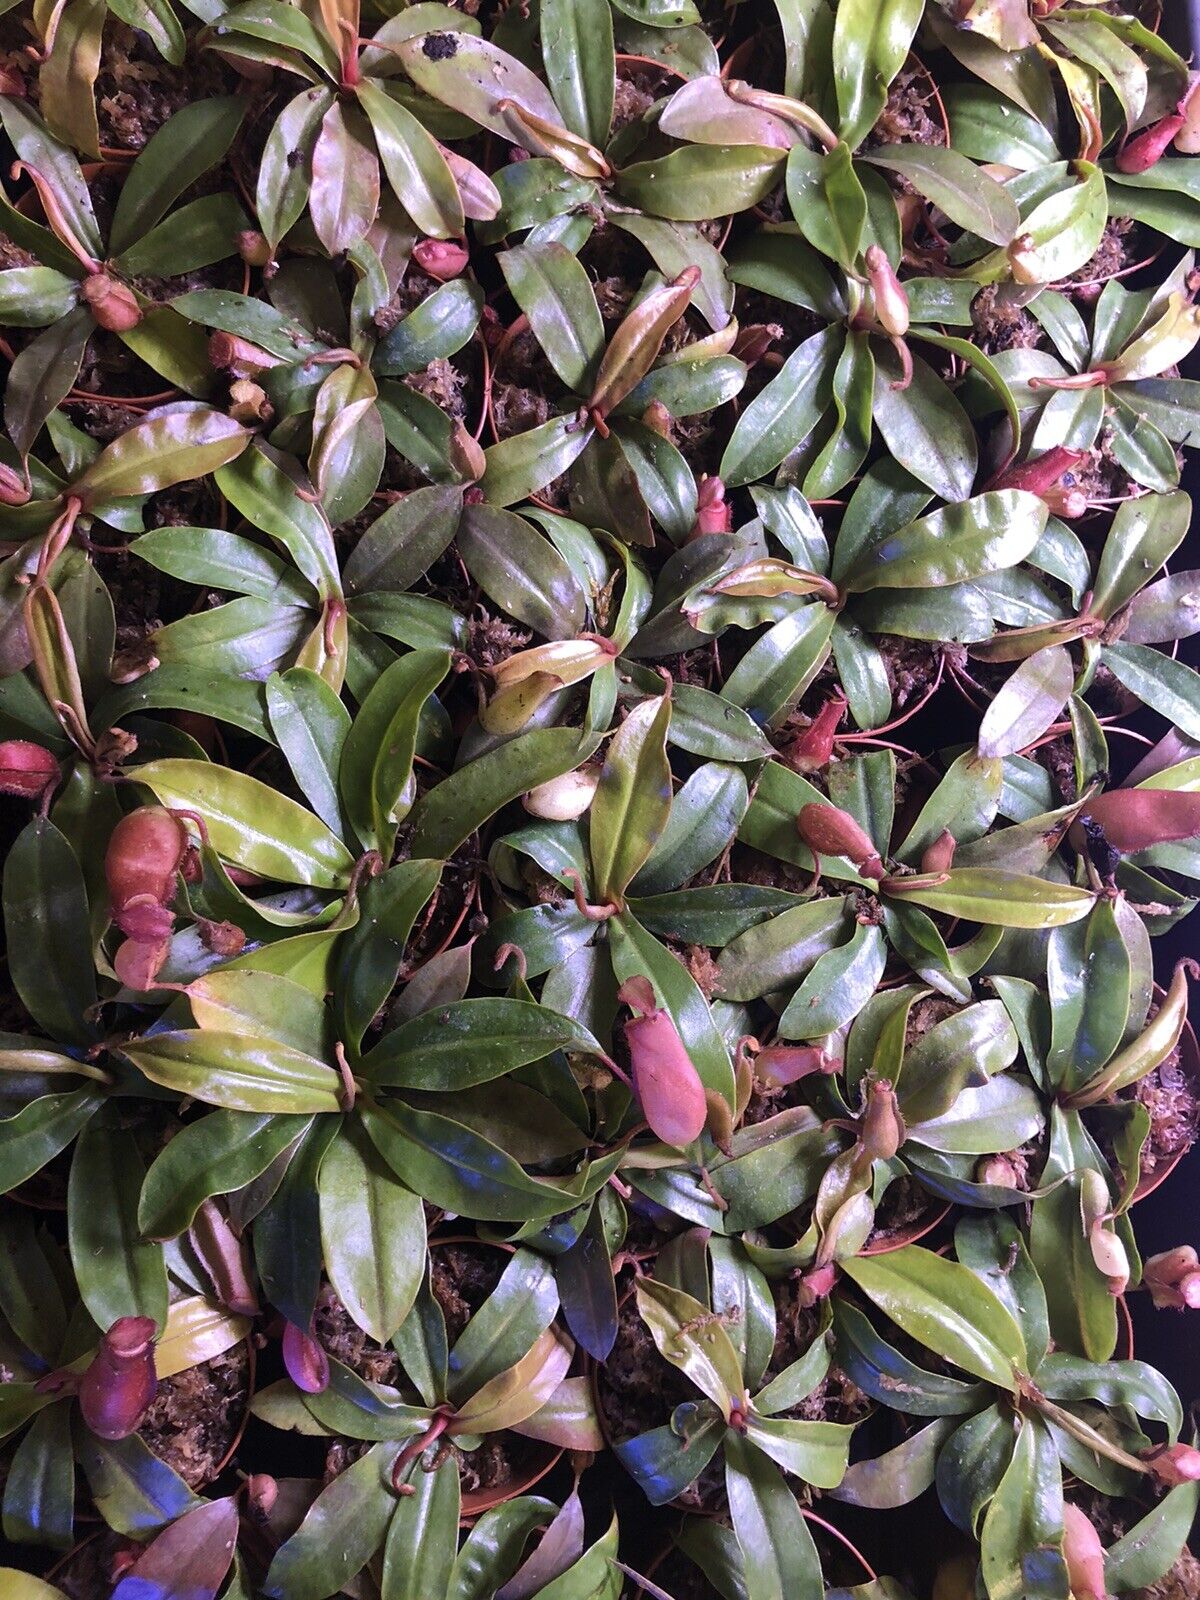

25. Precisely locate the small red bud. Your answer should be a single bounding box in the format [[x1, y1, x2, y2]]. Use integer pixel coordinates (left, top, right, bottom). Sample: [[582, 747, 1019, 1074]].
[[619, 976, 708, 1148], [208, 331, 280, 378], [1143, 1442, 1200, 1487], [113, 935, 171, 992], [920, 829, 956, 876], [1117, 100, 1192, 174], [1143, 1246, 1200, 1310], [991, 446, 1087, 499], [282, 1321, 329, 1394], [795, 1263, 837, 1308], [412, 239, 470, 281], [688, 475, 731, 541], [245, 1473, 278, 1518], [196, 917, 246, 958], [788, 694, 846, 774], [640, 399, 673, 439], [731, 323, 781, 366], [0, 462, 30, 505], [78, 1316, 158, 1440], [796, 802, 885, 880], [0, 740, 60, 799], [80, 273, 142, 333], [753, 1044, 836, 1089], [865, 244, 909, 339], [237, 229, 272, 267]]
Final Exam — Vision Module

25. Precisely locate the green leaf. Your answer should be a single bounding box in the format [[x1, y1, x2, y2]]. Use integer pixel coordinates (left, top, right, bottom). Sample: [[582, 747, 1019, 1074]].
[[397, 31, 562, 140], [133, 758, 354, 888], [890, 869, 1094, 929], [408, 728, 593, 859], [616, 144, 785, 222], [356, 81, 465, 241], [458, 502, 587, 639], [977, 647, 1075, 759], [319, 1120, 425, 1346], [344, 485, 463, 596], [841, 1246, 1027, 1390], [843, 490, 1046, 592], [263, 1442, 403, 1600], [74, 1428, 198, 1539], [373, 280, 482, 379], [73, 406, 248, 506], [724, 1432, 824, 1600], [68, 1116, 167, 1332], [381, 1454, 461, 1600], [2, 1403, 74, 1552], [215, 443, 341, 599], [266, 669, 351, 843], [121, 1031, 342, 1114], [870, 348, 980, 504], [635, 1277, 745, 1417], [832, 0, 923, 148], [1028, 1107, 1117, 1362], [721, 327, 838, 486], [1105, 1472, 1200, 1592], [590, 691, 672, 904], [778, 920, 887, 1040], [332, 860, 442, 1052], [2, 818, 97, 1047], [864, 145, 1019, 246], [482, 415, 595, 507], [138, 1111, 311, 1239], [363, 998, 602, 1088], [338, 649, 450, 857], [979, 1416, 1067, 1600], [0, 1090, 104, 1197], [1103, 643, 1200, 743], [447, 1247, 560, 1404]]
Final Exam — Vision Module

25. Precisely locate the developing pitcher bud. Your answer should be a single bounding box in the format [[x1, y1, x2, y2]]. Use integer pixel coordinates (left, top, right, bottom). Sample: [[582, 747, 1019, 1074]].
[[1081, 1170, 1128, 1294], [788, 694, 846, 774], [920, 829, 957, 876], [282, 1321, 329, 1395], [238, 229, 271, 267], [689, 475, 731, 540], [80, 273, 142, 333], [105, 807, 188, 943], [753, 1044, 836, 1089], [412, 238, 470, 281], [858, 1081, 906, 1164], [619, 976, 708, 1148], [1007, 233, 1042, 286], [78, 1317, 158, 1440], [795, 1262, 837, 1308], [1061, 1504, 1107, 1600], [523, 768, 600, 820], [208, 331, 280, 378], [975, 1154, 1020, 1188], [245, 1473, 278, 1518], [0, 462, 30, 505], [864, 245, 909, 338], [795, 802, 885, 880], [1116, 81, 1200, 174], [1143, 1246, 1200, 1310], [0, 740, 60, 800], [1143, 1442, 1200, 1487]]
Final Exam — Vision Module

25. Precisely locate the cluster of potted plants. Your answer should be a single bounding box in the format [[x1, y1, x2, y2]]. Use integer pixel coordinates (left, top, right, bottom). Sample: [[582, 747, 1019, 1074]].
[[1, 0, 1200, 1595]]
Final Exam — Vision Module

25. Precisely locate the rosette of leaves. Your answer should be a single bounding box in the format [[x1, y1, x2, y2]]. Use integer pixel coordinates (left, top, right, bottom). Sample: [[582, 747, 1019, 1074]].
[[965, 490, 1200, 748], [986, 913, 1197, 1363], [202, 2, 503, 257], [613, 1265, 852, 1597], [718, 746, 1095, 1005], [832, 1217, 1197, 1599], [254, 1251, 606, 1600], [172, 227, 487, 508], [129, 874, 621, 1347], [0, 98, 250, 457], [963, 258, 1200, 497], [478, 241, 742, 527], [771, 983, 1042, 1279], [930, 0, 1191, 171], [0, 1220, 249, 1555], [662, 478, 1055, 733]]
